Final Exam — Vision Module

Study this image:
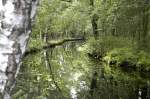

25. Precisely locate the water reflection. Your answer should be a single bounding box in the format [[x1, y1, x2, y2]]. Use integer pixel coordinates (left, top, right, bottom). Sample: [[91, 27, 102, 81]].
[[51, 42, 150, 99], [13, 42, 150, 99]]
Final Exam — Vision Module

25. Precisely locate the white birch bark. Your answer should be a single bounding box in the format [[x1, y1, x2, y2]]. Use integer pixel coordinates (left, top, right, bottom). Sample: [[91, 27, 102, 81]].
[[0, 0, 38, 98]]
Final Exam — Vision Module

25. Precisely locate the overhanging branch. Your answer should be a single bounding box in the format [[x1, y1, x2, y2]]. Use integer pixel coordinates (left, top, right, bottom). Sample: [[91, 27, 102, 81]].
[[24, 38, 85, 57]]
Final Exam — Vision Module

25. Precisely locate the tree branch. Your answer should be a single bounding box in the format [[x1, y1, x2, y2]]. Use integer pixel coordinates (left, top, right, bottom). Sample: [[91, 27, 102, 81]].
[[24, 38, 85, 57]]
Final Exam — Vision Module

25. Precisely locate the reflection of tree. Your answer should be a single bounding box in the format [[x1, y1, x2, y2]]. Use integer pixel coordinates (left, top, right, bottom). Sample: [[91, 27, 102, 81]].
[[43, 31, 64, 97]]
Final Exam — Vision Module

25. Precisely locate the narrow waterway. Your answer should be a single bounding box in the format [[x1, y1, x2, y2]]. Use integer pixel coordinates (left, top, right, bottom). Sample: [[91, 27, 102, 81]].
[[12, 41, 150, 99]]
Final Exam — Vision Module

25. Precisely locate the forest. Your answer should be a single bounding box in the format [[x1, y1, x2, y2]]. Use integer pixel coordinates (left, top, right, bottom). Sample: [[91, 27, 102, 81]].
[[0, 0, 150, 99]]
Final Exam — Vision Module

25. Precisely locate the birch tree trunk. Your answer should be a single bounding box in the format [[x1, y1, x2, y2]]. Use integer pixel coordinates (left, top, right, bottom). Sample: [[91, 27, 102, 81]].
[[0, 0, 38, 98]]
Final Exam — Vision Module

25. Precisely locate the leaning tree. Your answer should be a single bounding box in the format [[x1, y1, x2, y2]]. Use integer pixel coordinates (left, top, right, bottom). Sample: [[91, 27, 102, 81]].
[[0, 0, 38, 98]]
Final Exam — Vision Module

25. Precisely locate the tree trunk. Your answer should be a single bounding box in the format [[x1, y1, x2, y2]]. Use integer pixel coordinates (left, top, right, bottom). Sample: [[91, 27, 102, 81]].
[[140, 0, 149, 48], [90, 0, 99, 39], [0, 0, 39, 98]]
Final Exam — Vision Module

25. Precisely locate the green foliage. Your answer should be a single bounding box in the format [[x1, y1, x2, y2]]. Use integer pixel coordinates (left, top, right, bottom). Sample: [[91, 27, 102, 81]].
[[80, 36, 135, 57], [13, 0, 150, 98], [104, 48, 150, 74]]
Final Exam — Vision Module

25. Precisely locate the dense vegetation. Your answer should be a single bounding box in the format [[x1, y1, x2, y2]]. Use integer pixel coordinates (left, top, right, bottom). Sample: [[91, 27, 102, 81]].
[[12, 0, 150, 99]]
